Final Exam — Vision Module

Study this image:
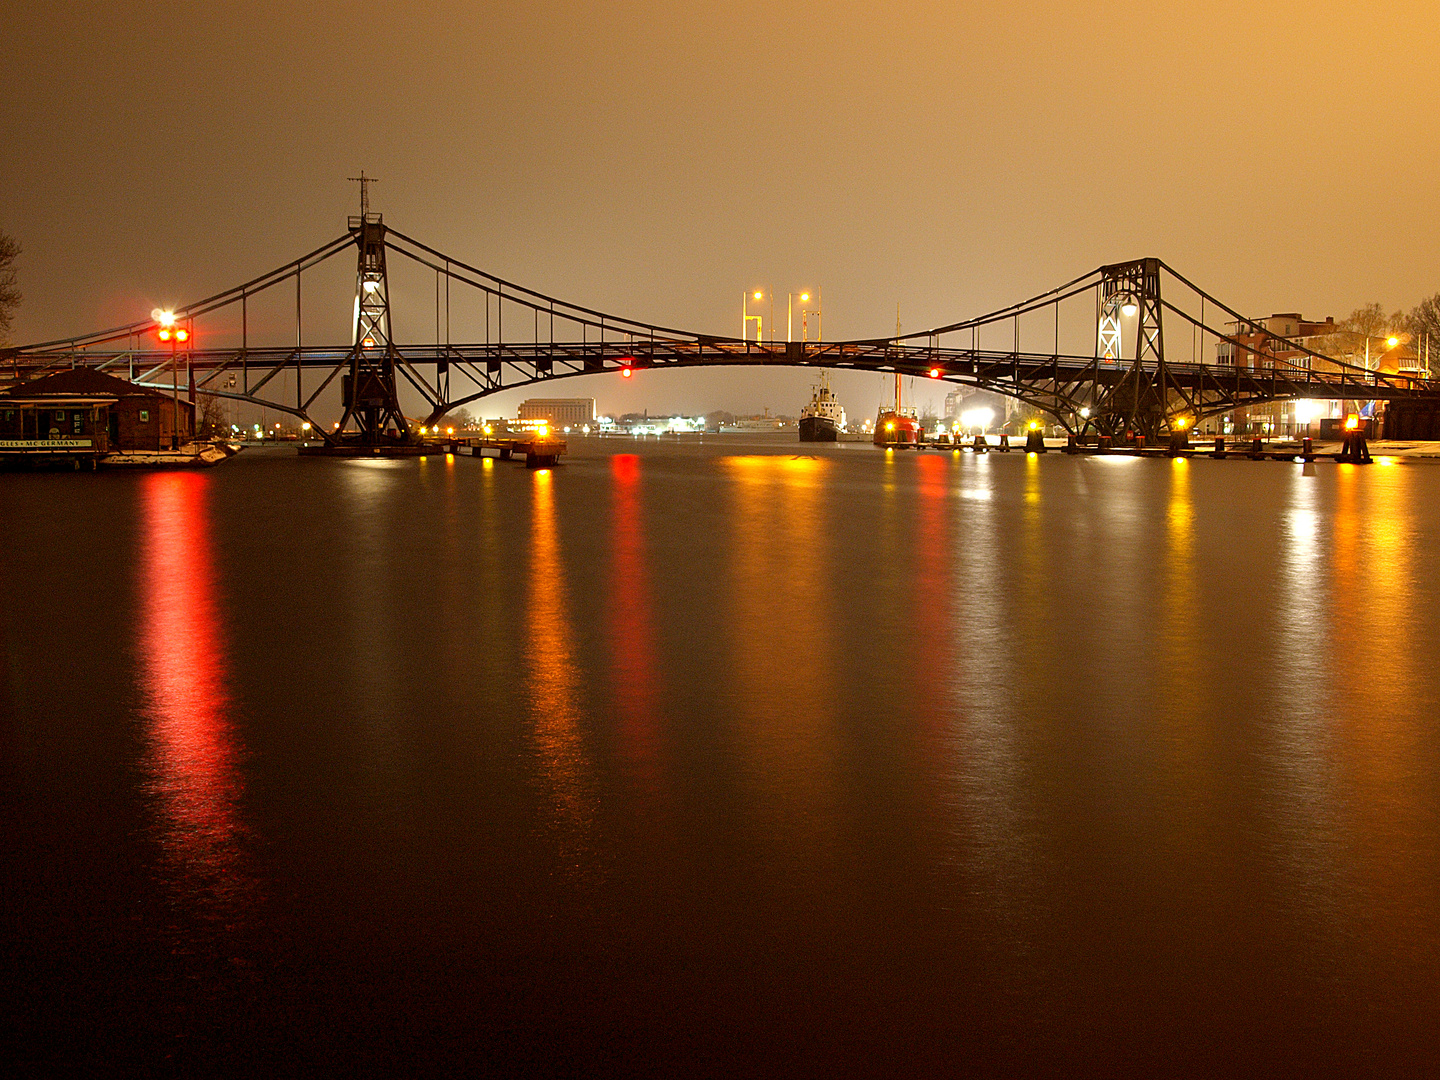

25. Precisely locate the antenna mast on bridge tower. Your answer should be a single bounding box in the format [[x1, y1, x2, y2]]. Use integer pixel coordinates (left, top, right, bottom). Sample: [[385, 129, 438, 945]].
[[335, 173, 410, 443]]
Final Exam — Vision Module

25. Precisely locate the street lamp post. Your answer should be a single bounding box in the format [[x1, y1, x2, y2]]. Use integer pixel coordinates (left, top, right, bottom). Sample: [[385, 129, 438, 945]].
[[154, 309, 189, 450], [743, 290, 764, 344], [787, 291, 811, 342], [803, 288, 822, 343]]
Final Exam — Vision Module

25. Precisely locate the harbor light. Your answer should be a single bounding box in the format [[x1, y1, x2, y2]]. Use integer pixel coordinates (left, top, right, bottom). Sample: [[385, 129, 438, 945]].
[[1121, 301, 1138, 317], [929, 368, 941, 378], [1344, 414, 1360, 431], [960, 407, 994, 432]]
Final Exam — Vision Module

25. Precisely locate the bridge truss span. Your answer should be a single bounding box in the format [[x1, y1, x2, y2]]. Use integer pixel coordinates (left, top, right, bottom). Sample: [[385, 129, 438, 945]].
[[7, 225, 1439, 443]]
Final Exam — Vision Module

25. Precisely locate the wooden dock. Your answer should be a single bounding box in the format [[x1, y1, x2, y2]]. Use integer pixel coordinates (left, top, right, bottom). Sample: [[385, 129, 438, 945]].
[[467, 434, 567, 467]]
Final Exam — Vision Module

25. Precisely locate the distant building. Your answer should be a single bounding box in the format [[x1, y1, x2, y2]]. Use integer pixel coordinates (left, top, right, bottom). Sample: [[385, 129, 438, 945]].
[[0, 368, 194, 463], [1215, 313, 1420, 436], [517, 397, 595, 427]]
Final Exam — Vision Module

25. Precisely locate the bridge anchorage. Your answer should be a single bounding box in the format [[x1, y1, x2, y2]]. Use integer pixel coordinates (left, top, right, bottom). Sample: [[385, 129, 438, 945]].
[[7, 210, 1440, 448]]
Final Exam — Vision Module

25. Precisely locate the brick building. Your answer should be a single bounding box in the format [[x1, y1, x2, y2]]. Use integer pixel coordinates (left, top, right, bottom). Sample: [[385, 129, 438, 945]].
[[1215, 313, 1419, 436], [0, 369, 195, 464]]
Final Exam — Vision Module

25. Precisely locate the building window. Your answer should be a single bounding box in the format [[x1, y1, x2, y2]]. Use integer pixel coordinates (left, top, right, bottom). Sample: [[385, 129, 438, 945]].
[[140, 410, 150, 422]]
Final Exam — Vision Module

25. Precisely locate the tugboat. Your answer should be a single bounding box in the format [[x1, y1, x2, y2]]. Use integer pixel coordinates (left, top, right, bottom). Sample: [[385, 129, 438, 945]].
[[872, 370, 921, 447], [799, 374, 845, 442]]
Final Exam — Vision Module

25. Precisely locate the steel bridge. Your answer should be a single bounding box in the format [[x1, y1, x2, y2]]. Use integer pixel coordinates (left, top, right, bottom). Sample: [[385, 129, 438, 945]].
[[7, 213, 1439, 444]]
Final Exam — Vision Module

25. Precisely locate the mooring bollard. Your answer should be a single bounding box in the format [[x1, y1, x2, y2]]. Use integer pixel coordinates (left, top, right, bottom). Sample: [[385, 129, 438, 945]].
[[1302, 436, 1314, 461], [998, 433, 1011, 452], [1099, 434, 1112, 452], [1064, 434, 1078, 454], [1337, 432, 1373, 464], [1168, 430, 1189, 456], [1214, 436, 1226, 459], [1025, 428, 1046, 453], [1249, 435, 1264, 460], [973, 432, 988, 454]]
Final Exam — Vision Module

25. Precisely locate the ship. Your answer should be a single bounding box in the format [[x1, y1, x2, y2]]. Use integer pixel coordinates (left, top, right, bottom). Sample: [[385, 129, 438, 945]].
[[799, 374, 845, 442], [872, 370, 921, 447], [873, 307, 922, 447]]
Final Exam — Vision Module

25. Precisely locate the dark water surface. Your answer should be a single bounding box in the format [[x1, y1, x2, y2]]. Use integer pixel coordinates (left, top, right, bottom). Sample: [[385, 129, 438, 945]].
[[5, 436, 1440, 1075]]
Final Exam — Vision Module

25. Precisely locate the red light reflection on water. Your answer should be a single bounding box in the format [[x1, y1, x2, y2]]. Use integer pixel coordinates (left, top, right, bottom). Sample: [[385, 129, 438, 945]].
[[609, 455, 665, 794], [137, 471, 248, 906], [912, 453, 952, 720]]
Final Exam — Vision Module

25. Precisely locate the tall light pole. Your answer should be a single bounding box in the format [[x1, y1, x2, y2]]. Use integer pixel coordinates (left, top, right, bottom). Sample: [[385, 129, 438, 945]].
[[743, 289, 764, 344], [154, 309, 189, 449], [787, 291, 811, 342], [803, 288, 823, 343]]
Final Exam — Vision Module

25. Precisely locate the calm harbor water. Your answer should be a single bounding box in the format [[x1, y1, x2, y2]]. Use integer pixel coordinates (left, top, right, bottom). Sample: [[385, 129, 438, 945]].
[[4, 435, 1440, 1074]]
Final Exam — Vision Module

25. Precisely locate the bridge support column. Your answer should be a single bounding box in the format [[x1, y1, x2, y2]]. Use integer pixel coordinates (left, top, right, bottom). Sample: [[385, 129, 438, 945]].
[[333, 211, 411, 446]]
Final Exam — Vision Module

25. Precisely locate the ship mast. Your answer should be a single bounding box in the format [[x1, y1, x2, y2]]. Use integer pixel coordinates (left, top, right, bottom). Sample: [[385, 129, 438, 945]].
[[894, 304, 903, 414]]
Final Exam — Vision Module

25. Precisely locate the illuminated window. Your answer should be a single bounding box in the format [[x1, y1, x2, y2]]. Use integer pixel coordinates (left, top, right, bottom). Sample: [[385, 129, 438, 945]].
[[140, 410, 149, 422]]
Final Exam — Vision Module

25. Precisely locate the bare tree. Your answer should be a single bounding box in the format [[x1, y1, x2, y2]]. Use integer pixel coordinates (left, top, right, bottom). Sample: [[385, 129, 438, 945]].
[[1309, 303, 1408, 369], [1403, 294, 1440, 368], [197, 393, 227, 437], [0, 230, 20, 343]]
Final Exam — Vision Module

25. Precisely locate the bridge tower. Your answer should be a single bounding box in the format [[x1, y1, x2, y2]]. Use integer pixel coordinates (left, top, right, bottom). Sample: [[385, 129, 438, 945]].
[[335, 175, 410, 444], [1091, 258, 1185, 440]]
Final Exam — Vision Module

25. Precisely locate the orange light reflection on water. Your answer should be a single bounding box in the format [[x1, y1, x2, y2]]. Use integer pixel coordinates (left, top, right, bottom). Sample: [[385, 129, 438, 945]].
[[723, 455, 837, 836], [526, 469, 597, 874]]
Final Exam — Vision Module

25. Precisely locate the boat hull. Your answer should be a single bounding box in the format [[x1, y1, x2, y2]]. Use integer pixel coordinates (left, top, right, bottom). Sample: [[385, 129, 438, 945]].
[[872, 412, 921, 447], [798, 415, 838, 442]]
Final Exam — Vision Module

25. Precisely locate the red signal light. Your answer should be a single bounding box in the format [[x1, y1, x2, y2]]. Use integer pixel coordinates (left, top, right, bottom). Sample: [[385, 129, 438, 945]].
[[157, 328, 172, 341], [621, 368, 633, 378], [175, 328, 190, 342], [929, 367, 941, 379]]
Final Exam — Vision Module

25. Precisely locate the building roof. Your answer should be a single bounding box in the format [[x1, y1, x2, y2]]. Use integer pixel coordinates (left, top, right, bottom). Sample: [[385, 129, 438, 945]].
[[0, 368, 169, 402]]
